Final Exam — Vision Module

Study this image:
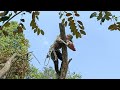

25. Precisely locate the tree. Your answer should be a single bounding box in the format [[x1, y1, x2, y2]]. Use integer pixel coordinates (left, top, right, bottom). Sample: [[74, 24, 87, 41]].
[[0, 21, 30, 79], [0, 11, 119, 79], [25, 65, 81, 79]]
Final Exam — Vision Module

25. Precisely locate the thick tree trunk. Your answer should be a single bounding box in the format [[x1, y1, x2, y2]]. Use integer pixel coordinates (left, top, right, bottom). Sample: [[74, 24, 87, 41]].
[[0, 53, 17, 78], [59, 23, 68, 79]]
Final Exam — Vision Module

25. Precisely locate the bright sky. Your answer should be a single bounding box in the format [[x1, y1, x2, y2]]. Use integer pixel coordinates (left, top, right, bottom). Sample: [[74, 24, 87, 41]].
[[12, 11, 120, 79]]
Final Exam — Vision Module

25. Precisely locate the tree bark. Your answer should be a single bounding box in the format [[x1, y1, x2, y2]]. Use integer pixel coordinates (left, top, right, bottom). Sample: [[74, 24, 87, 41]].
[[0, 53, 17, 78], [59, 23, 68, 79]]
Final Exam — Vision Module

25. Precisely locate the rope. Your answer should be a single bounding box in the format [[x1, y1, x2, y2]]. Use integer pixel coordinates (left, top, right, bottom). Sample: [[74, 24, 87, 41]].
[[31, 52, 41, 65], [44, 53, 50, 66]]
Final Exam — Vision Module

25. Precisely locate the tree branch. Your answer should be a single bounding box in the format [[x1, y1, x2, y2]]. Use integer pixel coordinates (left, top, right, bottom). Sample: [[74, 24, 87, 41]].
[[68, 58, 72, 64], [2, 11, 23, 27], [59, 23, 68, 79], [0, 53, 17, 78]]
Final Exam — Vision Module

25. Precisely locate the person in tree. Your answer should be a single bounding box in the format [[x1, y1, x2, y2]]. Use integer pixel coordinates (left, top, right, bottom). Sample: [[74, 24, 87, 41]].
[[47, 34, 76, 76]]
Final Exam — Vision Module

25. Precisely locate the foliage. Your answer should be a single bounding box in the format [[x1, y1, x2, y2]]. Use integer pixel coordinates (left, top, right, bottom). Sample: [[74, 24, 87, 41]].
[[0, 11, 44, 36], [0, 11, 86, 39], [0, 21, 30, 79], [90, 11, 120, 31], [59, 11, 85, 38], [25, 65, 81, 79], [1, 11, 120, 37]]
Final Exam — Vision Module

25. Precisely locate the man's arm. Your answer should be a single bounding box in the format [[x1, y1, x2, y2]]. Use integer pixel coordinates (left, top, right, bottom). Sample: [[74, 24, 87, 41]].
[[57, 37, 68, 46]]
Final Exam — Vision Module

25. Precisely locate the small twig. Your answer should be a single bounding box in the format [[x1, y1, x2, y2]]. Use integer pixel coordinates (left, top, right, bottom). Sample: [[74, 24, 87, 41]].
[[68, 58, 72, 64]]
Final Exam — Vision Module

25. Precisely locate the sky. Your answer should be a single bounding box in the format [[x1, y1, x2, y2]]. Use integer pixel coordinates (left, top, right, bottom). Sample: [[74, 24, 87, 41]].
[[12, 11, 120, 79]]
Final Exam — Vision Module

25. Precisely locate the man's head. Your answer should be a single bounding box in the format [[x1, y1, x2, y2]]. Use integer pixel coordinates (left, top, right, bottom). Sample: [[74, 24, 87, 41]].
[[66, 34, 73, 42]]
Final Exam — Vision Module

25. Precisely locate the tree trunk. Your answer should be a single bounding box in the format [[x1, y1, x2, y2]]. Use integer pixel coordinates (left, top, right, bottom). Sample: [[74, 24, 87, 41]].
[[59, 23, 68, 79]]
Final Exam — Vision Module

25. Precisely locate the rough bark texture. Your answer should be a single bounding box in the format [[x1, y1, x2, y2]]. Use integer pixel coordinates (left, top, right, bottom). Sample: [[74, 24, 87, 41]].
[[59, 23, 68, 79], [0, 53, 17, 78]]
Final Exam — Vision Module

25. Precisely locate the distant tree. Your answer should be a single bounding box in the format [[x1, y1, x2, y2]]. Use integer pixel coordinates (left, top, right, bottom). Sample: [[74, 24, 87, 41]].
[[25, 65, 81, 79], [0, 21, 30, 79]]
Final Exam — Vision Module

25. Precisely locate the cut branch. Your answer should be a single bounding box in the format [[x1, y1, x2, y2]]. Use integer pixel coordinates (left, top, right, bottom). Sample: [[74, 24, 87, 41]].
[[0, 53, 17, 78]]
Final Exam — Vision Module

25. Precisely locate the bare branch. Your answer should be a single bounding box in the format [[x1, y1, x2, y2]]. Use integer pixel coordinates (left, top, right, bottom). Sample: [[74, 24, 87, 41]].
[[68, 58, 72, 64], [0, 53, 17, 78]]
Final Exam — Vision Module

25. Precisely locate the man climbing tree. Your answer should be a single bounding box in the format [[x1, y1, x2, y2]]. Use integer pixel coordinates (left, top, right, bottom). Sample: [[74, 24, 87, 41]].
[[0, 11, 118, 79], [46, 33, 76, 78]]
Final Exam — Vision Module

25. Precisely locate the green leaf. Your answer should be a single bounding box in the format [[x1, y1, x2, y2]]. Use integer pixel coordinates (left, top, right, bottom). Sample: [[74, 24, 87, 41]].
[[108, 24, 117, 30], [70, 28, 76, 35], [90, 12, 97, 18], [34, 29, 37, 33], [76, 32, 81, 38], [70, 22, 77, 35], [66, 13, 72, 16], [36, 15, 39, 20], [20, 19, 25, 22], [69, 21, 76, 29], [75, 13, 80, 17], [30, 20, 36, 29], [115, 17, 118, 21], [80, 30, 86, 35], [105, 11, 112, 16], [59, 12, 61, 15], [68, 17, 73, 21], [77, 20, 83, 26], [79, 25, 84, 30], [59, 13, 63, 19], [105, 16, 111, 20], [101, 17, 105, 22], [41, 29, 44, 35], [37, 29, 41, 35], [97, 11, 102, 20], [0, 16, 10, 22]]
